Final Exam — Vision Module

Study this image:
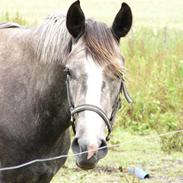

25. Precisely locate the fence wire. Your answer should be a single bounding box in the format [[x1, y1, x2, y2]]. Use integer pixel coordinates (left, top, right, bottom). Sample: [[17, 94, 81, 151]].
[[0, 129, 182, 172]]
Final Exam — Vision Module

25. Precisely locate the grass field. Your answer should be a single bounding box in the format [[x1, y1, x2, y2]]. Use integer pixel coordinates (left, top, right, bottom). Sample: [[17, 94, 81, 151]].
[[51, 129, 183, 183], [0, 0, 183, 182]]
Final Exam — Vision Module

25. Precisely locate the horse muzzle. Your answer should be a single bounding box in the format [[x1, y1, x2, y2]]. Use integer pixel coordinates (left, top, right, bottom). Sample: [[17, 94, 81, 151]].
[[71, 137, 108, 170]]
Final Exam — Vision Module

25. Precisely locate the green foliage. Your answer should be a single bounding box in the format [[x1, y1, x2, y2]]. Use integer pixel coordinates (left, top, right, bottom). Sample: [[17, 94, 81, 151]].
[[0, 11, 27, 25], [116, 27, 183, 152]]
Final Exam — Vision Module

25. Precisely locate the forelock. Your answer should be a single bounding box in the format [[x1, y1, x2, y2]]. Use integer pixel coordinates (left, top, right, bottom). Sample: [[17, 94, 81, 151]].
[[84, 19, 124, 78]]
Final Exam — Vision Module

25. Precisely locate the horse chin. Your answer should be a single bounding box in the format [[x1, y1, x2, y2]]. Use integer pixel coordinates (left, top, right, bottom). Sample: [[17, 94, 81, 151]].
[[76, 162, 96, 170], [75, 156, 99, 170]]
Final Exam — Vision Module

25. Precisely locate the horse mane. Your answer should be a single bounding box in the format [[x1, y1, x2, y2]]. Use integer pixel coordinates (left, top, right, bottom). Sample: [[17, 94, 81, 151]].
[[34, 13, 124, 78], [0, 22, 22, 29], [34, 13, 71, 64]]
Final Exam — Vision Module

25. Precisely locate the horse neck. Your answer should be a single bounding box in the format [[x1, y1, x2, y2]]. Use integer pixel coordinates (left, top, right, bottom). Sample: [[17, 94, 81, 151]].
[[23, 18, 72, 124]]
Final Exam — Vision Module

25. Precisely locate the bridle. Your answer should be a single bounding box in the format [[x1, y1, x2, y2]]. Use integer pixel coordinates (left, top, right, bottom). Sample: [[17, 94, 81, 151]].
[[65, 68, 132, 141]]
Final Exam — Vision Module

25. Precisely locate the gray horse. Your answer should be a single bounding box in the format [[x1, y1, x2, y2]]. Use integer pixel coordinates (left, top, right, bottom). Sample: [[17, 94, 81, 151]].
[[0, 1, 132, 182]]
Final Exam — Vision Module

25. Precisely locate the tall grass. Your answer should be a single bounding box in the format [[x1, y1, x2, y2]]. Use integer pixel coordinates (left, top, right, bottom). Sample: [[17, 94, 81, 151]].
[[117, 27, 183, 152], [0, 11, 27, 25]]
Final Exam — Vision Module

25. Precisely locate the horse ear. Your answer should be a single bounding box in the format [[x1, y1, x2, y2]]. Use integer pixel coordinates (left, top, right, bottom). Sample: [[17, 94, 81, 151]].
[[111, 2, 132, 41], [66, 0, 85, 38]]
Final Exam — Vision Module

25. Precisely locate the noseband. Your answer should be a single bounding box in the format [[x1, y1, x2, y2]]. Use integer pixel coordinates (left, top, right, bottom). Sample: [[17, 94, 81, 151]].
[[65, 68, 132, 141]]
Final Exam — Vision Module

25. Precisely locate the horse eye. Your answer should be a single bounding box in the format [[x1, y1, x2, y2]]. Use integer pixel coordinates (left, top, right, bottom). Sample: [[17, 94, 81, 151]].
[[102, 81, 106, 91], [64, 67, 70, 74], [68, 69, 77, 79]]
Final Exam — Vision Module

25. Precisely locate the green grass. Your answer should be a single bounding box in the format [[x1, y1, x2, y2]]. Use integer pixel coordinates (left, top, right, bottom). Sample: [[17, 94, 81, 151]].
[[51, 129, 183, 183]]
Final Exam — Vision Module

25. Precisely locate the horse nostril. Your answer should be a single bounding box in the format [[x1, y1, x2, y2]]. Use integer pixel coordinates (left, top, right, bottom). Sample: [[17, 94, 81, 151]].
[[97, 139, 108, 159], [72, 137, 80, 154], [100, 139, 107, 148]]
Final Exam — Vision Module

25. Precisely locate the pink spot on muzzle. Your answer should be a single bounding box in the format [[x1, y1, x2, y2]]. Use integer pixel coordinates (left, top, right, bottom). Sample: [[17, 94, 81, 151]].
[[87, 144, 98, 160]]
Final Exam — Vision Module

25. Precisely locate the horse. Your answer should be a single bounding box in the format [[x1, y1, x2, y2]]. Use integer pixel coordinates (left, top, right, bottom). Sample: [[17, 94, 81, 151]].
[[0, 1, 132, 182]]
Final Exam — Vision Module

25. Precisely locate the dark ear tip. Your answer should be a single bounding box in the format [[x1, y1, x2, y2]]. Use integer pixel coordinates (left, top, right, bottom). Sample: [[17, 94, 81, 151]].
[[75, 0, 80, 5], [70, 0, 80, 8], [122, 2, 130, 9], [122, 2, 128, 6]]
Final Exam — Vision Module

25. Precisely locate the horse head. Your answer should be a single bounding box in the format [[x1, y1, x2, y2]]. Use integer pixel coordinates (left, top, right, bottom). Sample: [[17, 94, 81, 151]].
[[65, 0, 132, 170]]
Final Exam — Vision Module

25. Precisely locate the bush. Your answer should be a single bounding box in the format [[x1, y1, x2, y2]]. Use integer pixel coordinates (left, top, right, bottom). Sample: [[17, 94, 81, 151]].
[[117, 27, 183, 152]]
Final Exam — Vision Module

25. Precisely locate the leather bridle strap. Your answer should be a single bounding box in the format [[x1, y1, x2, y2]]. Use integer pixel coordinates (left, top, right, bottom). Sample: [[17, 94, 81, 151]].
[[121, 81, 133, 104], [65, 71, 74, 111], [71, 104, 112, 141]]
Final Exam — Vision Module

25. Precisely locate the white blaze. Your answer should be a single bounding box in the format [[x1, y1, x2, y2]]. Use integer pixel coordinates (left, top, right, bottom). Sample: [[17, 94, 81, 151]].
[[84, 56, 105, 146], [85, 57, 102, 106]]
